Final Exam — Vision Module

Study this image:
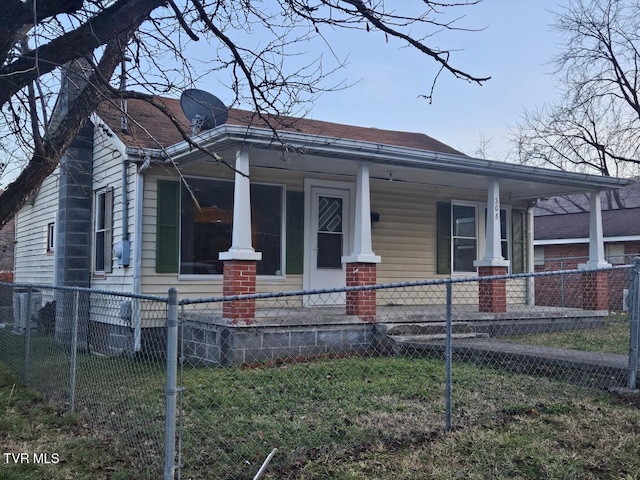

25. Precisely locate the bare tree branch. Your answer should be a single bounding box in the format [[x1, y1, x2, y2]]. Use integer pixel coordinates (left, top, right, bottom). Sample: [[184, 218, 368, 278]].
[[0, 0, 490, 227], [513, 0, 640, 192], [0, 34, 130, 227]]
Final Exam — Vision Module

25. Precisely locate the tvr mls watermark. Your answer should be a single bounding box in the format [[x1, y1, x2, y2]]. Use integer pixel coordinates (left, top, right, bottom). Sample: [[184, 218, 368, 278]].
[[3, 452, 60, 464]]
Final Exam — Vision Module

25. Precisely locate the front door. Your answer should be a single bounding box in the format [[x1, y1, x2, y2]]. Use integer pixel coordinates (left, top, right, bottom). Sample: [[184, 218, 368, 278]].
[[305, 185, 351, 305]]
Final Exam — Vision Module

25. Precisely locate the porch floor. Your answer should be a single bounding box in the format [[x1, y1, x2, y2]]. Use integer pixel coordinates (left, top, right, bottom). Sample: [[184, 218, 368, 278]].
[[196, 303, 609, 328]]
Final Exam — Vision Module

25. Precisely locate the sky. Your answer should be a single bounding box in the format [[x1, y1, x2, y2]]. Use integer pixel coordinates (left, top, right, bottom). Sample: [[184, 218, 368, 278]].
[[299, 1, 563, 161], [0, 1, 563, 188]]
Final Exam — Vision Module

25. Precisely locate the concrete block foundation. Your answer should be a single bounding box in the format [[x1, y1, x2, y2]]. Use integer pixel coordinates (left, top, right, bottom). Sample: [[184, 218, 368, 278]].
[[181, 316, 379, 366]]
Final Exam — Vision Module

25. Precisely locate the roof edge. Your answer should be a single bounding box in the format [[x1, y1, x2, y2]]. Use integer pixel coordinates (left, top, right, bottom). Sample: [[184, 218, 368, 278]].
[[146, 123, 632, 192]]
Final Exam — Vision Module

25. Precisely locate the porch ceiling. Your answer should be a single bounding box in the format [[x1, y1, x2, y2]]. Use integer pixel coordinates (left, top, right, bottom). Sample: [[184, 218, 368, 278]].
[[156, 124, 632, 201], [240, 150, 590, 201]]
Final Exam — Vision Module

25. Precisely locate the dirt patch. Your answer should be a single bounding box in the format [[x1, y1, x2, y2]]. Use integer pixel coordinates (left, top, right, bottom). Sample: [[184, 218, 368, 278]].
[[609, 387, 640, 409]]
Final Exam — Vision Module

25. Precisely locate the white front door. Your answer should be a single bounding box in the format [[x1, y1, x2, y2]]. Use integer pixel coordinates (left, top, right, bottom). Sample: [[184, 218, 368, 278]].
[[305, 184, 351, 305]]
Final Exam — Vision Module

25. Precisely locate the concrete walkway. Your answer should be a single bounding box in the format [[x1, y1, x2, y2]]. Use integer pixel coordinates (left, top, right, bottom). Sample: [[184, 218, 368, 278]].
[[395, 336, 637, 389]]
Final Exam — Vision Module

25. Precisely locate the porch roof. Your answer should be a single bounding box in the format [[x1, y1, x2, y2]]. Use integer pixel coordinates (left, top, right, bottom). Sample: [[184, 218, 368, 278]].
[[98, 97, 632, 202]]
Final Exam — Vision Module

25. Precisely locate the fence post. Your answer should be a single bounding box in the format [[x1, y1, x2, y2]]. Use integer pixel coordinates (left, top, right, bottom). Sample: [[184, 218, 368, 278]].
[[23, 286, 33, 385], [560, 258, 566, 308], [445, 282, 452, 432], [164, 288, 178, 480], [628, 258, 640, 390], [69, 289, 80, 412]]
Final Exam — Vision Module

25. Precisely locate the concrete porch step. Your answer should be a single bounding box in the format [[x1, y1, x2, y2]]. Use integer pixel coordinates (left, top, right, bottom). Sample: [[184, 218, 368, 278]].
[[390, 332, 490, 344], [382, 322, 491, 346], [379, 316, 607, 339], [380, 322, 476, 337]]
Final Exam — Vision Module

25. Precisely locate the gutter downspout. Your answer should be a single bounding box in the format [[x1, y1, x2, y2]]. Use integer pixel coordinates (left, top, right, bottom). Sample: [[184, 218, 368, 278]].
[[133, 156, 150, 352], [121, 161, 131, 259]]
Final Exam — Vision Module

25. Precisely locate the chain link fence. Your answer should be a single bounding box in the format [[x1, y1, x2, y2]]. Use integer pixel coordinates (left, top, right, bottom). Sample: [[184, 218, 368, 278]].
[[1, 262, 639, 479], [534, 253, 636, 310], [172, 263, 639, 479], [0, 283, 169, 477]]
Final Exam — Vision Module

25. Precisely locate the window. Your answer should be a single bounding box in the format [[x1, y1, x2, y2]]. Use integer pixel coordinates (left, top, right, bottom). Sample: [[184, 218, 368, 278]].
[[46, 222, 55, 253], [500, 209, 509, 261], [316, 195, 343, 268], [437, 201, 527, 275], [534, 246, 545, 266], [94, 188, 113, 273], [606, 243, 626, 265], [452, 204, 477, 272], [178, 178, 283, 275], [511, 210, 527, 274]]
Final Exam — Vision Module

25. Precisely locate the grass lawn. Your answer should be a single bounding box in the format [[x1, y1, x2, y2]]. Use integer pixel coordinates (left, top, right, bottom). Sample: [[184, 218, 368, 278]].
[[2, 349, 640, 480], [504, 314, 632, 355]]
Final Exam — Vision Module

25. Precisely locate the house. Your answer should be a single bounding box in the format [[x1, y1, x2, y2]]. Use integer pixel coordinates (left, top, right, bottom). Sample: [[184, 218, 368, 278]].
[[535, 206, 640, 269], [0, 189, 15, 278], [0, 190, 14, 324], [534, 187, 640, 310], [12, 90, 632, 358], [534, 183, 640, 268]]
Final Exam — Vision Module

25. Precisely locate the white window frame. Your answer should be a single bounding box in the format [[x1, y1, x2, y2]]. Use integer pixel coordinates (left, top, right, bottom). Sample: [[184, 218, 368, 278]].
[[46, 222, 55, 253], [451, 201, 478, 274], [93, 188, 113, 274], [450, 201, 512, 275], [605, 243, 626, 265]]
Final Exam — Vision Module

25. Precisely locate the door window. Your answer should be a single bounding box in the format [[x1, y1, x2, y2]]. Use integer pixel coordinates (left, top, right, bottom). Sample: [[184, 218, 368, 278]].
[[316, 195, 343, 268]]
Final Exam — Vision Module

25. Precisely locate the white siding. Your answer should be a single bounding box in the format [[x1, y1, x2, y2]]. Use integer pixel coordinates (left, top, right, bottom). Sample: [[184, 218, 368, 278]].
[[90, 127, 134, 293], [14, 172, 59, 285]]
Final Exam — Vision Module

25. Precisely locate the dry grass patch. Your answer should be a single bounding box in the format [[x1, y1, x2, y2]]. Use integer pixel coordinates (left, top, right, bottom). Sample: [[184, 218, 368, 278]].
[[505, 314, 630, 355]]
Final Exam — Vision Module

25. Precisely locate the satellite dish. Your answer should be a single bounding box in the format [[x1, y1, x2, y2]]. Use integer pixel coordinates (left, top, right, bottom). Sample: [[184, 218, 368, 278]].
[[180, 88, 228, 134]]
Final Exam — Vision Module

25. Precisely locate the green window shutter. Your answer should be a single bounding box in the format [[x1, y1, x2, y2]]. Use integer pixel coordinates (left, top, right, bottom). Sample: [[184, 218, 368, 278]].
[[436, 201, 451, 274], [286, 190, 305, 275], [511, 209, 527, 274], [156, 180, 180, 273]]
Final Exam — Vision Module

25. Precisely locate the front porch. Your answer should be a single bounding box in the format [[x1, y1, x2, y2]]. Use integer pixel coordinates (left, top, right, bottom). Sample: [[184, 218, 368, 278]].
[[179, 303, 610, 366]]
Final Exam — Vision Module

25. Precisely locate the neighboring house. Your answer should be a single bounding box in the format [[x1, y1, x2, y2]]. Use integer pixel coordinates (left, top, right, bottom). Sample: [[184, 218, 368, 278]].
[[535, 206, 640, 269], [12, 93, 631, 356], [0, 217, 14, 276], [0, 190, 15, 324], [534, 188, 640, 310], [0, 189, 15, 279]]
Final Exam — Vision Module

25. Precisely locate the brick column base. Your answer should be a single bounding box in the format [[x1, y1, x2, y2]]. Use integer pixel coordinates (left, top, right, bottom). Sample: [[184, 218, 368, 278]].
[[223, 260, 257, 324], [478, 266, 508, 313], [581, 270, 609, 310], [346, 263, 377, 322]]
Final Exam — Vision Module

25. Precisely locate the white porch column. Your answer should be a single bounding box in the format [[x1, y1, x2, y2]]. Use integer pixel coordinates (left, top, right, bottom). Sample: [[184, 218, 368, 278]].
[[474, 178, 509, 268], [219, 149, 262, 261], [579, 191, 609, 269], [474, 178, 509, 313], [342, 164, 381, 264], [526, 205, 535, 306]]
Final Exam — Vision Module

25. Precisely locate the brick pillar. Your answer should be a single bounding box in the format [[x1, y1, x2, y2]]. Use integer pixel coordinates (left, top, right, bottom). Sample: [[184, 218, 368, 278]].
[[346, 263, 377, 322], [581, 270, 609, 310], [478, 266, 508, 313], [222, 260, 257, 324]]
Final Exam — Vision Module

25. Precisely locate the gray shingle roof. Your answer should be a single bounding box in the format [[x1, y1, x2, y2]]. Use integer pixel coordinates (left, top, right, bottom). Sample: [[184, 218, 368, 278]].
[[535, 207, 640, 240]]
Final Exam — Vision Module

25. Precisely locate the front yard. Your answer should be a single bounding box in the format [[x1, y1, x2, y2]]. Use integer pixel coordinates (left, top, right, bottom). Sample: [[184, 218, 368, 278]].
[[1, 348, 640, 479]]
